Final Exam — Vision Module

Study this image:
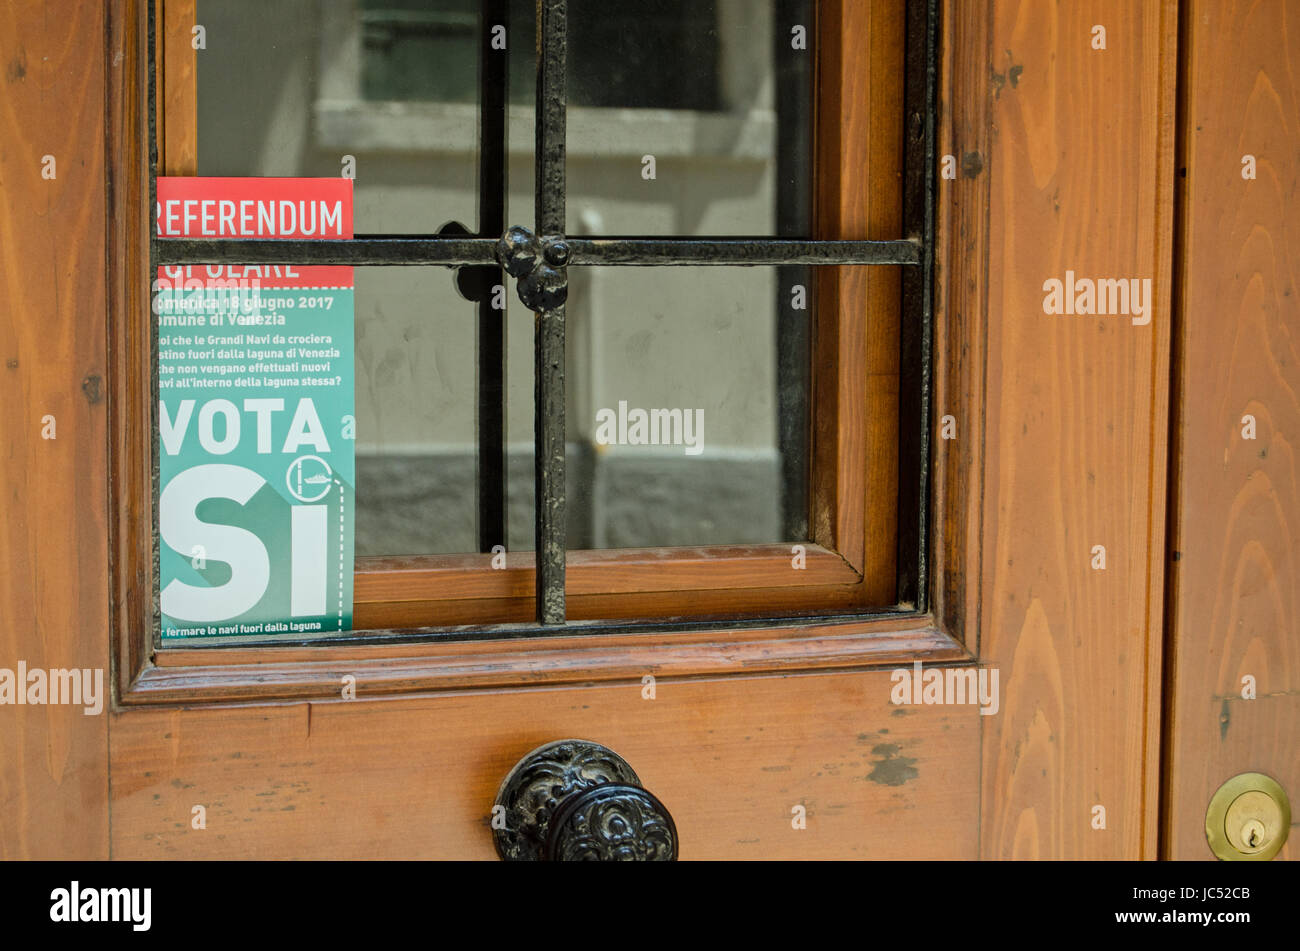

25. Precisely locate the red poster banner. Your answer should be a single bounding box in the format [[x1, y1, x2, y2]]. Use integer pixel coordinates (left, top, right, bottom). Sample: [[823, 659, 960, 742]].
[[156, 177, 353, 289]]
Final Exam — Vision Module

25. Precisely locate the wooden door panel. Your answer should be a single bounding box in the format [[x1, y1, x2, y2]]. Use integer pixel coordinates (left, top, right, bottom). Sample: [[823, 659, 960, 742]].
[[0, 0, 111, 860], [1164, 0, 1300, 860], [106, 0, 1174, 861], [0, 0, 1211, 862], [110, 671, 980, 859], [963, 0, 1177, 858]]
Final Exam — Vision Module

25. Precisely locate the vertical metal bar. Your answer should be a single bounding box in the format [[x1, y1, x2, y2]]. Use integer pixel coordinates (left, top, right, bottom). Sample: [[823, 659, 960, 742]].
[[477, 0, 509, 553], [774, 0, 813, 542], [534, 0, 567, 624], [897, 0, 939, 611]]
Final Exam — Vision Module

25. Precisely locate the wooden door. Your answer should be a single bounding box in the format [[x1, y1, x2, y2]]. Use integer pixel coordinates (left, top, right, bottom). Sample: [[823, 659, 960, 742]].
[[6, 0, 1291, 863], [1161, 0, 1299, 861]]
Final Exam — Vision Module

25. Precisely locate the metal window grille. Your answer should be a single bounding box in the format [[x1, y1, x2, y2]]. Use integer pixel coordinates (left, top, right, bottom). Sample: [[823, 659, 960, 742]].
[[149, 0, 938, 630]]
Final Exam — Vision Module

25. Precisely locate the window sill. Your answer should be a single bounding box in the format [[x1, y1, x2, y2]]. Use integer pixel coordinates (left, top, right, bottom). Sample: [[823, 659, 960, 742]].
[[122, 611, 968, 707]]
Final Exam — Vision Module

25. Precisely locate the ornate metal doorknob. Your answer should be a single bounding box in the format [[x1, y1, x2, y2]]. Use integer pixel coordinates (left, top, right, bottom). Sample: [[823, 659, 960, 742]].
[[493, 739, 678, 861]]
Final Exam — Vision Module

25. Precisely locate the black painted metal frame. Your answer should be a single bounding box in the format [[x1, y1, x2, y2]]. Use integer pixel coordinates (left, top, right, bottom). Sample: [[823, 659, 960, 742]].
[[147, 0, 938, 631]]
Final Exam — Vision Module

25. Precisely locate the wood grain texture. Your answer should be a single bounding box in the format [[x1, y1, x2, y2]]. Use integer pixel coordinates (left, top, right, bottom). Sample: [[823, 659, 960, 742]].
[[932, 0, 991, 647], [814, 0, 903, 597], [160, 0, 196, 175], [109, 0, 153, 700], [135, 618, 968, 704], [975, 0, 1176, 858], [110, 668, 979, 859], [351, 580, 873, 629], [1164, 0, 1300, 860], [350, 543, 866, 628], [0, 0, 111, 858], [356, 545, 860, 602]]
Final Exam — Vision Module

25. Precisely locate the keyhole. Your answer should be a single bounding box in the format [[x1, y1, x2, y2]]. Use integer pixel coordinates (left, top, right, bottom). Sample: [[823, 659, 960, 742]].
[[1239, 818, 1266, 851]]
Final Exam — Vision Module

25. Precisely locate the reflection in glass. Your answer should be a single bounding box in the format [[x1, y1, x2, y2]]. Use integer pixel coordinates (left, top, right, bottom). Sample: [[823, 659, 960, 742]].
[[195, 0, 479, 234]]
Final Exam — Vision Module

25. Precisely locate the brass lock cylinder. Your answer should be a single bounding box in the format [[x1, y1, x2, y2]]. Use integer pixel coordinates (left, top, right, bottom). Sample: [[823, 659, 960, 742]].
[[1205, 772, 1291, 861]]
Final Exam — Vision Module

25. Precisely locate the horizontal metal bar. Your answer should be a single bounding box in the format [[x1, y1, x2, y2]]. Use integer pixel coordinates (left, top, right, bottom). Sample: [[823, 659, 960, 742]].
[[566, 238, 921, 266], [152, 236, 500, 267], [153, 236, 921, 268]]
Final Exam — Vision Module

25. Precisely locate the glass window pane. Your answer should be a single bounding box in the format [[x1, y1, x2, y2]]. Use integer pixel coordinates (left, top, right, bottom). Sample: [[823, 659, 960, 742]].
[[559, 0, 814, 237], [353, 267, 483, 556], [507, 265, 813, 550], [360, 0, 480, 103], [195, 0, 480, 234]]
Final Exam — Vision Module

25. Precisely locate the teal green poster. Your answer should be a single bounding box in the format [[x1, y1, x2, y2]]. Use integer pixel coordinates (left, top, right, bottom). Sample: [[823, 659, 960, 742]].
[[156, 177, 355, 639]]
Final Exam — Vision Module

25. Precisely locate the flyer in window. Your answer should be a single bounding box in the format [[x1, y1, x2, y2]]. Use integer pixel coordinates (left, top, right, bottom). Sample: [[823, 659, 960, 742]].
[[155, 177, 355, 638]]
